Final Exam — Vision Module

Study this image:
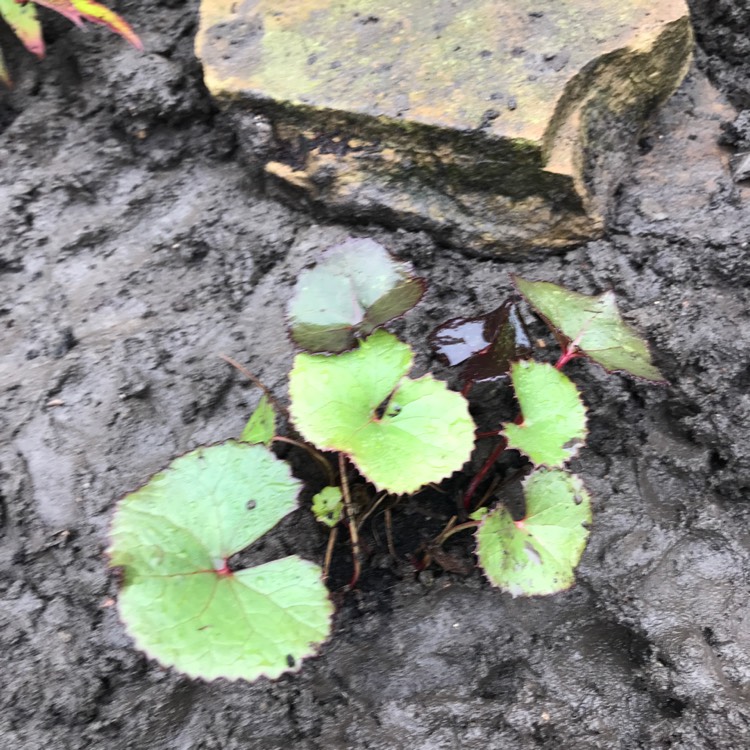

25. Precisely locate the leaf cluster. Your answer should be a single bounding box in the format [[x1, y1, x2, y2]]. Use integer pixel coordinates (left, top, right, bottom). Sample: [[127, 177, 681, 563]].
[[108, 238, 664, 682]]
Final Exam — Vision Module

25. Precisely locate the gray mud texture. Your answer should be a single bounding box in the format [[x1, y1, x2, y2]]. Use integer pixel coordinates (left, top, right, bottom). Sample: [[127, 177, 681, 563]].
[[1, 2, 749, 749]]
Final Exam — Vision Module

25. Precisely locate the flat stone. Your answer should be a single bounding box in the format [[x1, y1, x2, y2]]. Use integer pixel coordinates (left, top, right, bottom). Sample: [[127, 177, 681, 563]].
[[196, 0, 692, 255]]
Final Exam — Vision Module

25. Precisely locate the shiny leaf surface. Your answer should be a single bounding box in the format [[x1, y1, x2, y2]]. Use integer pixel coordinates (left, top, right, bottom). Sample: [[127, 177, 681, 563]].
[[430, 299, 531, 385]]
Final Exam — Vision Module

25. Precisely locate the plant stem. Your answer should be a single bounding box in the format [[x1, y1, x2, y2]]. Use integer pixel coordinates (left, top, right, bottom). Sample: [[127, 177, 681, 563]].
[[554, 345, 579, 370], [355, 490, 388, 532], [439, 520, 480, 543], [418, 514, 481, 571], [477, 474, 501, 509], [219, 354, 289, 419], [463, 436, 508, 511], [339, 453, 361, 590], [434, 515, 457, 545], [272, 436, 336, 485], [322, 525, 338, 582]]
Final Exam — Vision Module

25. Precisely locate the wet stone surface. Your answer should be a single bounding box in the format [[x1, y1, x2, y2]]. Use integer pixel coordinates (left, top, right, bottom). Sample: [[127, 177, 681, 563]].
[[195, 0, 693, 254]]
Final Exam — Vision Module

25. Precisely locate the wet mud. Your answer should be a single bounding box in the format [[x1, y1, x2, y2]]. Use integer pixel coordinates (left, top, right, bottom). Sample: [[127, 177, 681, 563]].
[[1, 1, 749, 748]]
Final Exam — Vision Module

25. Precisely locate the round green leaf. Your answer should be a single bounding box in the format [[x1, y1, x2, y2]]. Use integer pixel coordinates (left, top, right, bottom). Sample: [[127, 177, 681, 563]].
[[289, 330, 475, 495], [108, 441, 333, 682], [513, 276, 665, 382], [288, 238, 425, 353], [476, 468, 592, 596], [502, 360, 587, 467], [312, 486, 344, 528]]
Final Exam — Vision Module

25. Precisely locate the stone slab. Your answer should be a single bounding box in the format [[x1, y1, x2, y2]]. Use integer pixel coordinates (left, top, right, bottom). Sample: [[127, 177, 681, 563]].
[[196, 0, 692, 255]]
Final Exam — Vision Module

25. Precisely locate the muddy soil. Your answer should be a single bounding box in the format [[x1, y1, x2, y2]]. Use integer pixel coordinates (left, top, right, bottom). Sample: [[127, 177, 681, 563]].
[[1, 2, 749, 748]]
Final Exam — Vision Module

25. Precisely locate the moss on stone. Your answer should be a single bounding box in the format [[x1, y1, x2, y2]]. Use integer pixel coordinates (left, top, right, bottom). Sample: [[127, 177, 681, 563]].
[[196, 0, 692, 254]]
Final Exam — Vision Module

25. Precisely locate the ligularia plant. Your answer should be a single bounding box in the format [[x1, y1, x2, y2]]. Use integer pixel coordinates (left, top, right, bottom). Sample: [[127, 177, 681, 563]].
[[109, 238, 663, 682]]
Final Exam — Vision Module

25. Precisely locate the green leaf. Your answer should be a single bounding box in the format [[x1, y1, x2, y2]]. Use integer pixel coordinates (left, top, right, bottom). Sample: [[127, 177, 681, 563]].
[[29, 0, 142, 50], [1, 0, 45, 57], [312, 486, 343, 528], [240, 394, 276, 446], [289, 329, 475, 495], [288, 238, 425, 353], [469, 507, 489, 522], [513, 276, 665, 381], [108, 441, 333, 682], [502, 360, 587, 467], [476, 468, 591, 596]]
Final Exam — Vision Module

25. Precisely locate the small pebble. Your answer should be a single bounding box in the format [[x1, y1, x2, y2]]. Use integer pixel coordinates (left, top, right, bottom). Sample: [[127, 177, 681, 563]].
[[730, 152, 750, 183]]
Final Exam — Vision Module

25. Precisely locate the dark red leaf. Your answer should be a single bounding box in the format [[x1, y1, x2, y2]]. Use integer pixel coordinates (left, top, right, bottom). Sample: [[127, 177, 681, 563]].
[[430, 300, 532, 385]]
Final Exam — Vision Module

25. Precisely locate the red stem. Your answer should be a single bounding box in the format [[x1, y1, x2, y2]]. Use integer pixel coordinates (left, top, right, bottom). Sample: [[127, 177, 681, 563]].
[[463, 436, 508, 511], [554, 345, 579, 370]]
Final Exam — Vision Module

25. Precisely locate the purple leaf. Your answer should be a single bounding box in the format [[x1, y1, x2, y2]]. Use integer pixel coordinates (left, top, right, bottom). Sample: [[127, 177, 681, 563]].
[[430, 300, 532, 385]]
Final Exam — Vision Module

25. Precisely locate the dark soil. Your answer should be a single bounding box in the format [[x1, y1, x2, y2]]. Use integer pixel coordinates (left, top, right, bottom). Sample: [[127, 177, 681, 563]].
[[2, 2, 749, 748]]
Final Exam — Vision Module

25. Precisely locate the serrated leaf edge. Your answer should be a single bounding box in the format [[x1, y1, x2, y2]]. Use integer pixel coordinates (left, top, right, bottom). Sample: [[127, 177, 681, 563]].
[[332, 372, 475, 496], [114, 555, 334, 683], [106, 440, 300, 554], [475, 469, 592, 597], [501, 359, 590, 469], [510, 274, 668, 384], [106, 440, 333, 683]]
